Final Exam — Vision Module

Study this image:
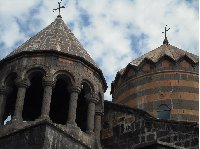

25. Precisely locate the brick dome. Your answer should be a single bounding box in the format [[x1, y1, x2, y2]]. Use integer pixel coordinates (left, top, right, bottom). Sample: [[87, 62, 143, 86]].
[[111, 44, 199, 122]]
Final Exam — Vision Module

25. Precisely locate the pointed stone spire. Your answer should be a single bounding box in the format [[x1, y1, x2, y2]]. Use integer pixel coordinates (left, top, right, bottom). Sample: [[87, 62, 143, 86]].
[[7, 16, 98, 68]]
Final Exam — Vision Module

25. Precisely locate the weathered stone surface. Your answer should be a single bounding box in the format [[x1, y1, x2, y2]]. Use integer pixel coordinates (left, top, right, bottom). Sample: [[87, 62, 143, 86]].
[[6, 16, 98, 69], [0, 124, 45, 149], [111, 50, 199, 122], [102, 101, 199, 149], [0, 16, 106, 149], [0, 123, 89, 149], [44, 125, 88, 149], [0, 10, 198, 149]]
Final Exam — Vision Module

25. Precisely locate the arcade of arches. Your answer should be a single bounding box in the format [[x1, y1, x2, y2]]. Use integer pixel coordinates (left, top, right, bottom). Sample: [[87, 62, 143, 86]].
[[0, 70, 103, 135]]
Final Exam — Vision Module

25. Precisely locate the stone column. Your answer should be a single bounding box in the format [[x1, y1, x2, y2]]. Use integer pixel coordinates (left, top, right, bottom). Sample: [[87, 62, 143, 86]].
[[95, 110, 103, 142], [40, 78, 54, 120], [85, 93, 98, 134], [0, 87, 7, 125], [13, 79, 30, 123], [67, 86, 81, 126]]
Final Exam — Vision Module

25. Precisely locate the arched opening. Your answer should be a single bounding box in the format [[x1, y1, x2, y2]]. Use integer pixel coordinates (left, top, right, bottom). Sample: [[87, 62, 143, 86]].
[[22, 71, 44, 121], [50, 75, 71, 124], [3, 73, 18, 125], [76, 82, 91, 132], [157, 104, 171, 120]]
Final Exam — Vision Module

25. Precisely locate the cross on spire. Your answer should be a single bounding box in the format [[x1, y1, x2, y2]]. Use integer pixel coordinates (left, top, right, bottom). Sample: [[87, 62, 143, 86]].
[[53, 0, 65, 17], [162, 25, 170, 45]]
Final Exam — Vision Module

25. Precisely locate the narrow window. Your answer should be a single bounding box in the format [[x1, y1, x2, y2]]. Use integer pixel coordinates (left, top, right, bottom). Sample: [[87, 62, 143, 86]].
[[3, 73, 17, 125], [50, 75, 71, 124], [157, 104, 171, 120], [23, 73, 44, 121], [76, 82, 91, 132]]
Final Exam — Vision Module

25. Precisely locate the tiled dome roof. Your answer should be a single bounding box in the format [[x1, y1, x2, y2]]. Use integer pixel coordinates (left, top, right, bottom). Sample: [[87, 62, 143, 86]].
[[119, 44, 199, 74], [7, 16, 98, 68]]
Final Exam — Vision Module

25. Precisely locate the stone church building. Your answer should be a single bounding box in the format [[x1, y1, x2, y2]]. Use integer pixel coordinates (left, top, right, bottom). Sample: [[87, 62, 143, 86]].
[[0, 15, 198, 149]]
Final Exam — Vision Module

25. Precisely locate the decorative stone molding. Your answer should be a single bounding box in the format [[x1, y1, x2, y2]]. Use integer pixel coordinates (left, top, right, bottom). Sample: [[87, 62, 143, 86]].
[[85, 93, 98, 103], [42, 77, 55, 87], [15, 79, 30, 88], [69, 86, 81, 94], [0, 87, 7, 95], [95, 110, 104, 116]]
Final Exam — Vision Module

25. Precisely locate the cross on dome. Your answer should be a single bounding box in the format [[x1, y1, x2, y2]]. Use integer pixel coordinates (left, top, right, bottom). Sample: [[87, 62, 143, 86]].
[[53, 0, 65, 17], [162, 25, 170, 45]]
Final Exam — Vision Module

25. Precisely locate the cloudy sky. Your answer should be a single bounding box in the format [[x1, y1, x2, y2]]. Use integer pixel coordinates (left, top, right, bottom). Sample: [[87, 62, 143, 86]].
[[0, 0, 199, 100]]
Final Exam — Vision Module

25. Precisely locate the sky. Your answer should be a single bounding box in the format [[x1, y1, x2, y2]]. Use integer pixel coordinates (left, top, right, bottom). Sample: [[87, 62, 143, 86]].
[[0, 0, 199, 100]]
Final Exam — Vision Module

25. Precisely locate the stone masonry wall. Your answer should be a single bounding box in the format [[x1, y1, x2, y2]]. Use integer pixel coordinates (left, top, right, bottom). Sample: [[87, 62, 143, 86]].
[[112, 56, 199, 123], [101, 101, 199, 149], [0, 123, 89, 149]]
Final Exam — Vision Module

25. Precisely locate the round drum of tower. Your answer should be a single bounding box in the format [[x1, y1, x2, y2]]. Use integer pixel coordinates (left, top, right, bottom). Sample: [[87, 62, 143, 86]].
[[111, 44, 199, 122]]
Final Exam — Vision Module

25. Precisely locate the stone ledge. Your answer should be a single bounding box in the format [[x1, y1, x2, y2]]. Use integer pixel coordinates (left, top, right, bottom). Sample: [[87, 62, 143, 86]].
[[0, 119, 95, 149]]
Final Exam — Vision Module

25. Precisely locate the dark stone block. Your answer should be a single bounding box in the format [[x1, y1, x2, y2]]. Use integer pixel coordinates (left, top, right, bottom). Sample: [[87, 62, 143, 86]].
[[157, 131, 169, 138], [147, 134, 154, 141], [141, 136, 145, 143], [135, 121, 140, 129], [184, 141, 190, 148], [102, 101, 199, 149], [173, 135, 178, 142], [175, 142, 181, 147], [0, 123, 88, 149], [145, 121, 152, 128], [44, 126, 87, 149], [0, 125, 45, 149]]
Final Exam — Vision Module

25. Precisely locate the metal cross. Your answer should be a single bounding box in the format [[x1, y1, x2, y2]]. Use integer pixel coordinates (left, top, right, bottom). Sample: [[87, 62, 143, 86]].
[[162, 25, 170, 44], [53, 0, 65, 16], [162, 25, 170, 39]]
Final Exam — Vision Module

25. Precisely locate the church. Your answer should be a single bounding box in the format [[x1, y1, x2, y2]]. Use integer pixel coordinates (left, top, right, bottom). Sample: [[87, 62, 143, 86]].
[[0, 8, 198, 149]]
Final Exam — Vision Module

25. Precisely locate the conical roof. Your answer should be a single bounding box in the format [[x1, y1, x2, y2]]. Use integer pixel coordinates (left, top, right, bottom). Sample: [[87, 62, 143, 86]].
[[7, 16, 98, 68], [119, 44, 199, 74]]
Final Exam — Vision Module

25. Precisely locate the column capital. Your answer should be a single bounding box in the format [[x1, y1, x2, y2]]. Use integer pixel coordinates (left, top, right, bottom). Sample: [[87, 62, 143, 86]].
[[42, 77, 55, 87], [85, 93, 98, 103], [95, 110, 104, 116], [15, 79, 30, 88], [69, 86, 81, 94], [0, 86, 7, 95]]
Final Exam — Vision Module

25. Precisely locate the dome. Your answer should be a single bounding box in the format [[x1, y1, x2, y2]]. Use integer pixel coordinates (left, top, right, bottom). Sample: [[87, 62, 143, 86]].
[[119, 44, 198, 75], [111, 44, 199, 122]]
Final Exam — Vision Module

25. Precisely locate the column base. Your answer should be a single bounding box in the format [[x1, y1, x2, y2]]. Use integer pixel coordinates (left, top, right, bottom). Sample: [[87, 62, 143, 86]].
[[38, 115, 50, 121], [66, 122, 80, 130], [86, 130, 94, 135], [11, 116, 22, 124], [96, 142, 102, 149]]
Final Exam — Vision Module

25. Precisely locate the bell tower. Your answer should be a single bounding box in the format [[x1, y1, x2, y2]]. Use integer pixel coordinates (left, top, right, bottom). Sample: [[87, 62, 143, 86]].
[[0, 14, 107, 149]]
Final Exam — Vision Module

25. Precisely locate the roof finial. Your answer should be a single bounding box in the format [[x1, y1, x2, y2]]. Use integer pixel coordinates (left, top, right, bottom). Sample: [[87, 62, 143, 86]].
[[53, 0, 65, 18], [162, 25, 170, 45]]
